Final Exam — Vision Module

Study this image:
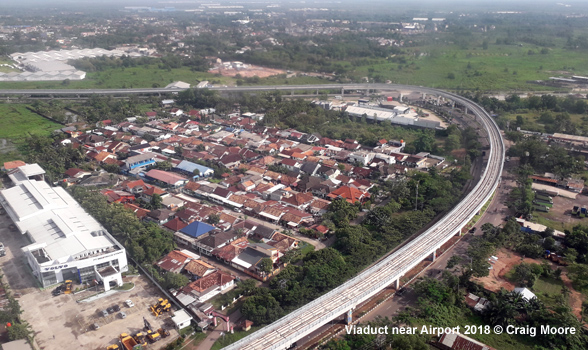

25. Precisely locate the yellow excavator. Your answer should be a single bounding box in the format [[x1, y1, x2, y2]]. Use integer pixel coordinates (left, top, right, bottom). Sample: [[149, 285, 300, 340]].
[[157, 328, 170, 338], [132, 332, 147, 347], [143, 317, 161, 343], [149, 298, 171, 317]]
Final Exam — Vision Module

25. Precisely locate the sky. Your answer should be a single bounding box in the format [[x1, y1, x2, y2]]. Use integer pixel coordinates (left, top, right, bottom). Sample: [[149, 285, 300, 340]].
[[2, 0, 588, 12]]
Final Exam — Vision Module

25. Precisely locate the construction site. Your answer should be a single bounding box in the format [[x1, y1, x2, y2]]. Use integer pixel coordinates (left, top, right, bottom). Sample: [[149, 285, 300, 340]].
[[19, 275, 180, 350]]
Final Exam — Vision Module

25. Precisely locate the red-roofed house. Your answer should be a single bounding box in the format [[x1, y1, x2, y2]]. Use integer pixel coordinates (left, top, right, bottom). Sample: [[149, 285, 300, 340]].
[[3, 160, 26, 171], [183, 260, 215, 280], [179, 271, 235, 302], [145, 169, 188, 188], [124, 203, 150, 219], [163, 217, 188, 232], [64, 168, 91, 179], [327, 185, 369, 203], [156, 250, 195, 273], [281, 192, 315, 210], [281, 158, 300, 171]]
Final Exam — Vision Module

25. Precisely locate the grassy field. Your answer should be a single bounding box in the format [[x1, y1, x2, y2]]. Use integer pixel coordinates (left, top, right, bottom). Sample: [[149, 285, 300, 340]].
[[0, 104, 62, 164], [533, 214, 576, 232], [501, 112, 588, 133], [2, 38, 588, 91], [0, 58, 19, 73], [349, 39, 588, 91], [533, 276, 565, 309]]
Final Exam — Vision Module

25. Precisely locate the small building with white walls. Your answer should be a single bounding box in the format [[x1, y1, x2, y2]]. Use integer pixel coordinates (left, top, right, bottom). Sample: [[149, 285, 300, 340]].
[[514, 287, 536, 302], [171, 309, 193, 330]]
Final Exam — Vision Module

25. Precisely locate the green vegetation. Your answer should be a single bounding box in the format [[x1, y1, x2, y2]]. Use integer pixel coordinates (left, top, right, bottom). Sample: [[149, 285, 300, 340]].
[[0, 273, 33, 343], [114, 282, 135, 291], [210, 326, 262, 350], [532, 277, 566, 309], [0, 104, 61, 164], [67, 187, 176, 267]]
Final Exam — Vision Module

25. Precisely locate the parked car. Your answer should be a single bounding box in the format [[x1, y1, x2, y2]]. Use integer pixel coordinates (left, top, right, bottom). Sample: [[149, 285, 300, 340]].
[[119, 312, 126, 319], [125, 299, 134, 308], [396, 288, 407, 296], [101, 310, 108, 317], [107, 305, 120, 314], [469, 227, 477, 233], [92, 323, 100, 330]]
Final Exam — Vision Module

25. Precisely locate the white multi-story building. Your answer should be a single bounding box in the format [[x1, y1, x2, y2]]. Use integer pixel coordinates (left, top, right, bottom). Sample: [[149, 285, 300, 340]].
[[0, 164, 127, 289]]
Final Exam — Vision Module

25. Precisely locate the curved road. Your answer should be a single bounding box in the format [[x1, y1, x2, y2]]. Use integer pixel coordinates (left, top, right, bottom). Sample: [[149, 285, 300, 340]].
[[0, 84, 504, 350]]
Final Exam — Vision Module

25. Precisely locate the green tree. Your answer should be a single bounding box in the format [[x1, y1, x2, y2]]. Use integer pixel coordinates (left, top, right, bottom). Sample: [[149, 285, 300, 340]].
[[259, 258, 274, 273], [512, 263, 538, 288], [446, 255, 462, 269], [149, 193, 163, 210], [7, 322, 33, 341], [241, 293, 284, 325], [413, 132, 435, 153], [207, 213, 220, 225], [163, 272, 190, 289]]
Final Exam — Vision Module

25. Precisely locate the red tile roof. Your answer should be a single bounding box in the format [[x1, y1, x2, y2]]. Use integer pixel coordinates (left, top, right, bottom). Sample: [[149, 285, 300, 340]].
[[156, 250, 193, 273], [327, 185, 368, 203], [163, 217, 188, 232], [145, 169, 187, 185], [3, 160, 26, 170], [183, 271, 235, 293], [184, 260, 215, 277]]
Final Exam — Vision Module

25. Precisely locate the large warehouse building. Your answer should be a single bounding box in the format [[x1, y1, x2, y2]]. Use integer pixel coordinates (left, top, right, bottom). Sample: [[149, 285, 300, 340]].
[[0, 164, 128, 289]]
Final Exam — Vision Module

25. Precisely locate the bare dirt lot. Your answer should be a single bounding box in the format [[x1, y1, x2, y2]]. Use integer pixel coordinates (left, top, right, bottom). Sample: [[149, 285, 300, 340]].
[[0, 211, 180, 350], [475, 248, 585, 319], [209, 65, 286, 78], [21, 275, 180, 350]]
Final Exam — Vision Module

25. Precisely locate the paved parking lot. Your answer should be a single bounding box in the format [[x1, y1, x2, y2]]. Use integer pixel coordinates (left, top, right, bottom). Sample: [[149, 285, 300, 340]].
[[0, 209, 180, 350]]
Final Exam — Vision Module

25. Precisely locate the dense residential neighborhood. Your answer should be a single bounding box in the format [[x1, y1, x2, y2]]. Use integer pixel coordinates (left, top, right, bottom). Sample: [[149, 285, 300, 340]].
[[10, 96, 454, 332]]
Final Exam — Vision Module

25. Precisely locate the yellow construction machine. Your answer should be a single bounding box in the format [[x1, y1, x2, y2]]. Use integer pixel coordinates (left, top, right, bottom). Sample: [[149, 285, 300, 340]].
[[63, 280, 73, 294], [132, 332, 147, 347], [149, 298, 171, 317]]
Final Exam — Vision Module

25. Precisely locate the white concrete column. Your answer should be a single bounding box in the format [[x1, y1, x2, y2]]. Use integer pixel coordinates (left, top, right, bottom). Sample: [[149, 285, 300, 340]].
[[431, 250, 437, 262], [345, 308, 353, 324], [395, 279, 400, 290]]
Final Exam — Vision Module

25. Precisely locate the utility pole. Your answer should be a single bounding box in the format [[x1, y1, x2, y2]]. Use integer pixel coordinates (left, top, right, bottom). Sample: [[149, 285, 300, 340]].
[[415, 182, 419, 211]]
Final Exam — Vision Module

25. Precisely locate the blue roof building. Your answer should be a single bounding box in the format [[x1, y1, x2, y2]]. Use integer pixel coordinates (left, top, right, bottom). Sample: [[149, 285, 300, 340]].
[[175, 160, 214, 178], [179, 221, 216, 238]]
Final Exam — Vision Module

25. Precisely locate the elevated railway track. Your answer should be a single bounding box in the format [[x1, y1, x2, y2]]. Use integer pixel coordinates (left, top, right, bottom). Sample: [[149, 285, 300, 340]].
[[0, 84, 503, 349], [219, 86, 505, 350]]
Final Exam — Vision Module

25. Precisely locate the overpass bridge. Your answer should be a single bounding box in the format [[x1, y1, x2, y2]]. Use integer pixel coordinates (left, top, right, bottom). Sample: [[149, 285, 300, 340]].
[[218, 86, 504, 350]]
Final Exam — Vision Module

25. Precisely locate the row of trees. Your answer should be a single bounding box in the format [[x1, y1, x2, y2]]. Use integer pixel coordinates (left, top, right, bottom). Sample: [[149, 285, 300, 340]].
[[69, 187, 175, 265], [464, 92, 588, 116], [70, 54, 209, 74]]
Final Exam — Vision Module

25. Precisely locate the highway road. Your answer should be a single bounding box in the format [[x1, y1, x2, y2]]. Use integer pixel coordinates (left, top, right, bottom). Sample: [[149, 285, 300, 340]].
[[0, 83, 426, 96], [218, 85, 505, 350]]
